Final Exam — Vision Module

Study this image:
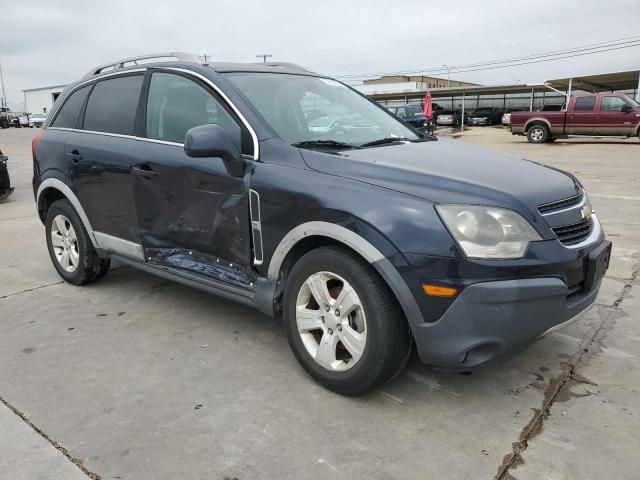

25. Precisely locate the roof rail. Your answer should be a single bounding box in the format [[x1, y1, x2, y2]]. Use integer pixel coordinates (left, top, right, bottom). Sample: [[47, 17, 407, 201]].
[[261, 62, 313, 73], [84, 52, 203, 77]]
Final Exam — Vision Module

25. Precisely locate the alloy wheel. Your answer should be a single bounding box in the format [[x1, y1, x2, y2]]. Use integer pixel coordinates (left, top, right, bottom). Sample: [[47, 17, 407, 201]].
[[50, 214, 80, 273], [530, 127, 544, 142], [295, 271, 367, 371]]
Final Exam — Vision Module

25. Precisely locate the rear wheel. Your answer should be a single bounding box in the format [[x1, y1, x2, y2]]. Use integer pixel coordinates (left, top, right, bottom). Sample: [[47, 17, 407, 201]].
[[283, 246, 412, 395], [527, 124, 549, 143], [45, 199, 110, 285]]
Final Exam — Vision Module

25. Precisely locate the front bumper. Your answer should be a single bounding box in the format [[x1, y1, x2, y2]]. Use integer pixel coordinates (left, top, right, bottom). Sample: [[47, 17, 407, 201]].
[[411, 276, 600, 368], [399, 238, 611, 369]]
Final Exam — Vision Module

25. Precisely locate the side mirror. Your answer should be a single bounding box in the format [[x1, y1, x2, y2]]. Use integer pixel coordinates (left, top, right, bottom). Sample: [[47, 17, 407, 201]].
[[621, 104, 633, 113], [184, 124, 245, 176]]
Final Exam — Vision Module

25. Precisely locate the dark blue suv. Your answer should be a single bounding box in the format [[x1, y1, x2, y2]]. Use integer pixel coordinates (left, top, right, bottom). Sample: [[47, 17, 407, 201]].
[[33, 53, 611, 394]]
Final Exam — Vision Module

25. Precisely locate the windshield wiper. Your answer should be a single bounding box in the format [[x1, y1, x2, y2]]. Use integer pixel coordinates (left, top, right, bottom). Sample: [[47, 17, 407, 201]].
[[292, 139, 362, 150], [359, 137, 413, 147]]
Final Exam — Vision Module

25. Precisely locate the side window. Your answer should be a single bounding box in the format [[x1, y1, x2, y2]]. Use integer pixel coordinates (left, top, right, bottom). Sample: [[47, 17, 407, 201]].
[[574, 97, 596, 111], [83, 75, 143, 135], [51, 85, 91, 128], [600, 97, 626, 112], [146, 72, 245, 152]]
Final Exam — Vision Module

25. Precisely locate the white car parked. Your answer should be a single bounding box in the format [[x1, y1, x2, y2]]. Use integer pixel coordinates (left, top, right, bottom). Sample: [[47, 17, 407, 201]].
[[30, 113, 48, 128]]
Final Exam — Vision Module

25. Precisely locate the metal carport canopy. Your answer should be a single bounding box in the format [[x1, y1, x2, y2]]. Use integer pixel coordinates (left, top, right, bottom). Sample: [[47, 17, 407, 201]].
[[367, 83, 551, 101], [545, 70, 640, 93], [365, 69, 640, 102]]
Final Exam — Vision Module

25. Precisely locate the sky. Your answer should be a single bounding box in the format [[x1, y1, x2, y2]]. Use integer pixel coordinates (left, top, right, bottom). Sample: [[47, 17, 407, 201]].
[[1, 0, 639, 110]]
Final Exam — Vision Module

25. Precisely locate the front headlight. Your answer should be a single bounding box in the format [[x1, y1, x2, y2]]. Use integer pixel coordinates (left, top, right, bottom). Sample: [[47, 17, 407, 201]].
[[436, 205, 541, 259]]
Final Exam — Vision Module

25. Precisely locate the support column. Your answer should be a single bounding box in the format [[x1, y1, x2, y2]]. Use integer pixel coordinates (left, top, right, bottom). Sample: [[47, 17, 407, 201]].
[[461, 92, 465, 133], [636, 72, 640, 102], [529, 89, 534, 111]]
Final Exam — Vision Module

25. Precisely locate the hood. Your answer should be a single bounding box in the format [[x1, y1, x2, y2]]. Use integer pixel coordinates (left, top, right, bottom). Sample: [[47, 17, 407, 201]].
[[300, 139, 580, 212]]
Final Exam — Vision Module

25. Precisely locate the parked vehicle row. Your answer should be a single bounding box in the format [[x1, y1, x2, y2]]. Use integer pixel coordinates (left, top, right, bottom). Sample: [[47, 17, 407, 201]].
[[33, 53, 610, 394], [510, 93, 640, 143], [0, 111, 48, 128]]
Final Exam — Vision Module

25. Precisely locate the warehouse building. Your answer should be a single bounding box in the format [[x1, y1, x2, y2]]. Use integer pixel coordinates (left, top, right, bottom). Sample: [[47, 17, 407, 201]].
[[359, 74, 477, 92], [22, 84, 66, 114]]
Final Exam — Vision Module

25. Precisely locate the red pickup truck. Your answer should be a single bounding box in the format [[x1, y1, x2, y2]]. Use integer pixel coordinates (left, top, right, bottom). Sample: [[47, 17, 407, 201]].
[[510, 93, 640, 143]]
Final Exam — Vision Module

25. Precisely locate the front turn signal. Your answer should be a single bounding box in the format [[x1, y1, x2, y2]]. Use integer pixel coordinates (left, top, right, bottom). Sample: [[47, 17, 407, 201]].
[[422, 284, 458, 298]]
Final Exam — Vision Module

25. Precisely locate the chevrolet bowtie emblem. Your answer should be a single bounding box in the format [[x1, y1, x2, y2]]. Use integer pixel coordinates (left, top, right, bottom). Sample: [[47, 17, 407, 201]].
[[581, 204, 593, 220]]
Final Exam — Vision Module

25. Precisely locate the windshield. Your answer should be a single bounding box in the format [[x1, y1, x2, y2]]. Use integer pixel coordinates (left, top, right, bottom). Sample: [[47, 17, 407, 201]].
[[223, 72, 419, 145], [623, 95, 639, 107], [32, 113, 47, 118], [473, 108, 493, 115]]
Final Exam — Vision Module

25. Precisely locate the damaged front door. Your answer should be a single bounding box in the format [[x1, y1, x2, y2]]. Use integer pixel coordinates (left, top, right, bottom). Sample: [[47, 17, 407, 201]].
[[132, 70, 255, 285]]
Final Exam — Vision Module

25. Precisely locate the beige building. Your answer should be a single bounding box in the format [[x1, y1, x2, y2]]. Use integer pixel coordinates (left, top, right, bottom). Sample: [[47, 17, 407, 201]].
[[363, 75, 477, 89]]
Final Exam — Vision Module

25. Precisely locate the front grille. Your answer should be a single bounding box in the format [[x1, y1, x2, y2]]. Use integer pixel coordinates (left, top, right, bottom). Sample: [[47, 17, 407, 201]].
[[552, 217, 593, 246], [538, 190, 583, 214]]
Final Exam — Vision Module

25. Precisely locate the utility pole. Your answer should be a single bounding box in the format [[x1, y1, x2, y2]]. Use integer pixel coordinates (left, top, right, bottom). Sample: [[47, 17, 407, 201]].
[[256, 54, 272, 63], [0, 61, 7, 109], [442, 65, 451, 88], [203, 53, 211, 62]]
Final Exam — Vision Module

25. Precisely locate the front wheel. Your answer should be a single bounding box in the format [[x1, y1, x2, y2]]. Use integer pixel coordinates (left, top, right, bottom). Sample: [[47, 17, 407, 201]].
[[527, 124, 549, 143], [283, 246, 412, 395]]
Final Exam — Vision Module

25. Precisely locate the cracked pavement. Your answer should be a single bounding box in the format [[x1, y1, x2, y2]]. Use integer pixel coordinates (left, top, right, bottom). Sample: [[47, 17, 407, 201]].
[[1, 127, 638, 479]]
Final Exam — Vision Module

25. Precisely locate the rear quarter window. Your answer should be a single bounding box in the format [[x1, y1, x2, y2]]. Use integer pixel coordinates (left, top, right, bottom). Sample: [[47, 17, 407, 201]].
[[574, 97, 596, 111], [83, 75, 144, 135], [50, 85, 91, 128]]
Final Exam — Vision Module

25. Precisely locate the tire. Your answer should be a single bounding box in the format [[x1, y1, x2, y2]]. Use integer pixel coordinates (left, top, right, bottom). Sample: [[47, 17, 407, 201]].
[[283, 246, 412, 395], [45, 199, 110, 285], [527, 124, 549, 143]]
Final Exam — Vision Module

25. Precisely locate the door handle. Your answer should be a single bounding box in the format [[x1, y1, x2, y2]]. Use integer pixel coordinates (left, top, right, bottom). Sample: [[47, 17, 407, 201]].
[[132, 164, 157, 178], [66, 149, 83, 163]]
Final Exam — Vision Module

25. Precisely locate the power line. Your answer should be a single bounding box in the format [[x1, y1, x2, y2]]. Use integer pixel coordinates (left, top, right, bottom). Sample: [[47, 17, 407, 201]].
[[337, 36, 640, 81], [338, 35, 640, 79], [314, 21, 640, 70]]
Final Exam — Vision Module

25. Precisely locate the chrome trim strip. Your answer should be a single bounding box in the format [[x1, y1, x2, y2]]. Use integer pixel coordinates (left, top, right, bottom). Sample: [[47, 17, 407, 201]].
[[541, 191, 587, 217], [267, 222, 385, 279], [36, 179, 98, 247], [47, 127, 183, 147], [540, 303, 593, 337], [164, 67, 260, 160], [249, 189, 264, 266], [93, 232, 145, 260]]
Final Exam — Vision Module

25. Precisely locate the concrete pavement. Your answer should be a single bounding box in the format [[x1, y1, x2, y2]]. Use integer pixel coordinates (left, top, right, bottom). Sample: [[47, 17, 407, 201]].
[[0, 127, 638, 479]]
